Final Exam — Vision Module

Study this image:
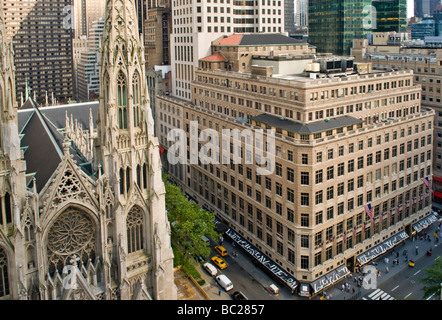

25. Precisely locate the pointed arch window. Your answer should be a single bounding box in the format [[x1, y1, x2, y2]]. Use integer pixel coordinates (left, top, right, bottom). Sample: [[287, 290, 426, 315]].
[[126, 206, 144, 253], [143, 163, 148, 189], [119, 168, 125, 195], [126, 167, 131, 193], [136, 164, 141, 187], [0, 247, 9, 297], [104, 73, 110, 104], [132, 71, 141, 127], [117, 72, 128, 129], [0, 193, 12, 227]]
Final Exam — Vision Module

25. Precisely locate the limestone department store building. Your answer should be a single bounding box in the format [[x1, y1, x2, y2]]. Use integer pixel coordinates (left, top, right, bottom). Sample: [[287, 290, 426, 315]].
[[157, 34, 435, 295]]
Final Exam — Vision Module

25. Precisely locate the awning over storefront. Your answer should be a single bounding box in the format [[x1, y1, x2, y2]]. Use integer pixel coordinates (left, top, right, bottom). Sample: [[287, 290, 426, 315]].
[[356, 231, 409, 266], [225, 228, 298, 290], [413, 213, 438, 233], [310, 264, 350, 294], [433, 176, 442, 183], [434, 190, 442, 199]]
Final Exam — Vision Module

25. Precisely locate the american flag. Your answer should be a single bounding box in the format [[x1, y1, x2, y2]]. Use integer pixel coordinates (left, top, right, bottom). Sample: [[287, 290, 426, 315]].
[[422, 177, 431, 189], [364, 203, 373, 220]]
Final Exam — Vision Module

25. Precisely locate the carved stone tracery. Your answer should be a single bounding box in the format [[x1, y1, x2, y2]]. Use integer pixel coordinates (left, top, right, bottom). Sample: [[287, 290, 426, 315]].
[[47, 208, 96, 275]]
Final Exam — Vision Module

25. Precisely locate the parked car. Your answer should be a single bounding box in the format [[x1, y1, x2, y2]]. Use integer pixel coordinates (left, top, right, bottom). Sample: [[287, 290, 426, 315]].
[[214, 245, 228, 256], [216, 274, 233, 292], [203, 262, 217, 276], [211, 256, 227, 269]]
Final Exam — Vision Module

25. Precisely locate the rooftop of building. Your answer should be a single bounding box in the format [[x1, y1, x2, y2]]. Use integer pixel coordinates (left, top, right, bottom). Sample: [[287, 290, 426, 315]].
[[213, 33, 308, 46], [18, 100, 98, 191], [251, 113, 363, 135]]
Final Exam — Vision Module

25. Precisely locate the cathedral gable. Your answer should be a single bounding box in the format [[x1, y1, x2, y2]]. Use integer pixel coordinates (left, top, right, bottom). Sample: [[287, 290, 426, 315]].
[[40, 153, 98, 221]]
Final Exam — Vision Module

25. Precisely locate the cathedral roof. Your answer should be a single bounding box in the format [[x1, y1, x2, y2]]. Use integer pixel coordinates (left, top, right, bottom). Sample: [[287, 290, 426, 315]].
[[18, 99, 99, 192]]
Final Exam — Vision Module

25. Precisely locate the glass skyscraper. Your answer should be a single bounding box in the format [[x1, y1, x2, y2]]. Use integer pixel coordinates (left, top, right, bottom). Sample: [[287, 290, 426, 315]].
[[309, 0, 407, 55]]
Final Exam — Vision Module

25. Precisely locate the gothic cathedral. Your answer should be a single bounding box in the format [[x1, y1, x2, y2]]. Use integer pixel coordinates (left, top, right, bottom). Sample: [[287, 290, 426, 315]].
[[0, 0, 177, 300]]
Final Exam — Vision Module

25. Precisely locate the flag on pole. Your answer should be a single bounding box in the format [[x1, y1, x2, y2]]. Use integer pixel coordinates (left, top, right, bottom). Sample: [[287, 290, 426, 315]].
[[422, 177, 431, 189], [364, 203, 373, 220]]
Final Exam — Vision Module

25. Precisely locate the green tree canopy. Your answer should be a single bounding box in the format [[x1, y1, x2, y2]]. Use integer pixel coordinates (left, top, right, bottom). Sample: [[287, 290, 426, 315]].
[[163, 174, 219, 262], [420, 257, 442, 299]]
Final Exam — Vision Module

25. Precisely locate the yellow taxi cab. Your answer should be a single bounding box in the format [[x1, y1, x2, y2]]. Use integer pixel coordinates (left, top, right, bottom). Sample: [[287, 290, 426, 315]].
[[211, 256, 227, 269], [214, 245, 228, 256]]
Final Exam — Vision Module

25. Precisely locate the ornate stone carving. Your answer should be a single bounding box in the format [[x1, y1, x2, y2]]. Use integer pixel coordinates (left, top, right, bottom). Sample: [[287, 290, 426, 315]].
[[47, 208, 96, 274]]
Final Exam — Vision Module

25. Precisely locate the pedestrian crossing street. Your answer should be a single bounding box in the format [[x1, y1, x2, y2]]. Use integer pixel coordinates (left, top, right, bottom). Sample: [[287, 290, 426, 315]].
[[363, 288, 395, 300]]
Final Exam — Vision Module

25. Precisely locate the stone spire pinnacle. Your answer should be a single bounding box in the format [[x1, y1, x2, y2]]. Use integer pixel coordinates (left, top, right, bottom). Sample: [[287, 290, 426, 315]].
[[0, 1, 20, 161], [101, 0, 144, 66]]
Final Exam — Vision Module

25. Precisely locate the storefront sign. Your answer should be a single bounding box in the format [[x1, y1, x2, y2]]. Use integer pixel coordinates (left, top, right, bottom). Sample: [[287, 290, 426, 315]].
[[413, 213, 438, 233], [310, 265, 350, 293], [356, 231, 409, 265], [225, 228, 298, 289]]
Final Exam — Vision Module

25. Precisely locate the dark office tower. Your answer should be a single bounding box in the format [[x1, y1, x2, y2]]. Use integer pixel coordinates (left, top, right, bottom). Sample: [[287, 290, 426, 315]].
[[309, 0, 407, 55], [415, 0, 442, 18], [285, 0, 295, 34], [135, 0, 148, 35], [2, 0, 74, 105], [309, 0, 372, 55], [373, 0, 407, 32]]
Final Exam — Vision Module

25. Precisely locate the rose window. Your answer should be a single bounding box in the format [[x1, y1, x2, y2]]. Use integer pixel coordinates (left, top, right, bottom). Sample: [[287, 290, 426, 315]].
[[47, 208, 95, 275]]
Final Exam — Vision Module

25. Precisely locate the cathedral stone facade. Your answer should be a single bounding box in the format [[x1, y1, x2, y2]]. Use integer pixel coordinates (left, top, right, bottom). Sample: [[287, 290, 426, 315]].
[[0, 0, 176, 300]]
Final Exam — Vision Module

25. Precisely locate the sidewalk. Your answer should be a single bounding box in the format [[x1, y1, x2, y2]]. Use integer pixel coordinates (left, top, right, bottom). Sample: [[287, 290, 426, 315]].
[[195, 212, 441, 301], [195, 239, 295, 300], [320, 212, 442, 300]]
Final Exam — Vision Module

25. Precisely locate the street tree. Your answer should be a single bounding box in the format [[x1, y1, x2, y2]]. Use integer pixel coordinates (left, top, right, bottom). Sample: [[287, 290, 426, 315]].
[[420, 257, 442, 299], [163, 174, 219, 262]]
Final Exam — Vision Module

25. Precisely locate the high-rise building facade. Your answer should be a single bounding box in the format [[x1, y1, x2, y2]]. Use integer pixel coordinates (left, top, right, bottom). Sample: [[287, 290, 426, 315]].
[[352, 34, 442, 204], [284, 0, 295, 33], [145, 0, 171, 67], [309, 0, 407, 55], [156, 34, 434, 295], [2, 0, 74, 104], [294, 0, 308, 27], [170, 0, 285, 101], [73, 0, 106, 38], [77, 18, 104, 101], [373, 0, 407, 32], [415, 0, 441, 18]]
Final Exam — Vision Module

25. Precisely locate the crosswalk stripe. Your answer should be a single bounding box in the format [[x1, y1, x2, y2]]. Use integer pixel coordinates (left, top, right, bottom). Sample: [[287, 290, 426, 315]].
[[368, 288, 381, 298], [367, 289, 395, 300]]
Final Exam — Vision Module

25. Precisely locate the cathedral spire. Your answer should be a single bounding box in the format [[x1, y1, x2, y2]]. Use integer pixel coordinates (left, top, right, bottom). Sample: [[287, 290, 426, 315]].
[[98, 0, 153, 173], [95, 0, 176, 300], [0, 1, 20, 161]]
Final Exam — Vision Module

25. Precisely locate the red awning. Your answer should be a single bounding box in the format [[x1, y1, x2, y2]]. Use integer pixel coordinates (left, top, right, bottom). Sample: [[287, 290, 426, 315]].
[[434, 190, 442, 199], [434, 176, 442, 183]]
